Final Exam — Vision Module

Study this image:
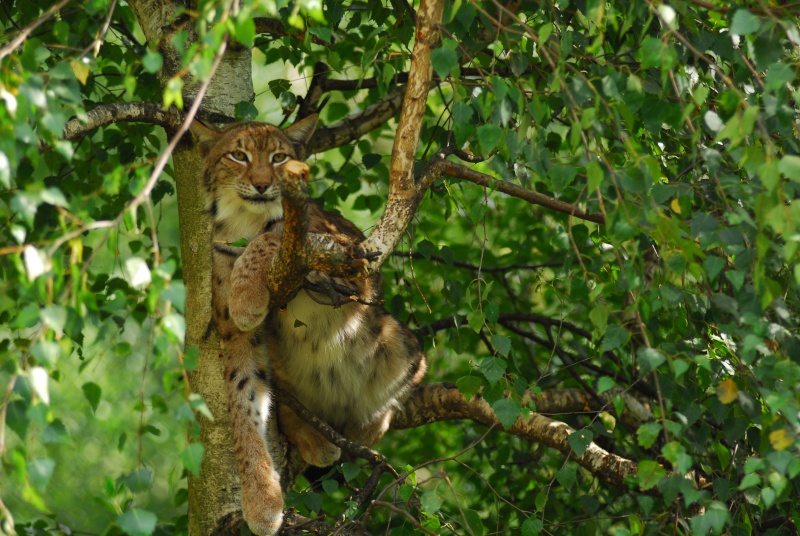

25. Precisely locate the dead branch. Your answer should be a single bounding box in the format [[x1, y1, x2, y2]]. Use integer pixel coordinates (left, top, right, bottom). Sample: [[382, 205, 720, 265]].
[[391, 382, 640, 489]]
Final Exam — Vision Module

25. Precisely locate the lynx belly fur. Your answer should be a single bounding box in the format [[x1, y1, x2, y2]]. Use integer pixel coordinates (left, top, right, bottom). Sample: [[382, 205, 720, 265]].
[[191, 116, 426, 535]]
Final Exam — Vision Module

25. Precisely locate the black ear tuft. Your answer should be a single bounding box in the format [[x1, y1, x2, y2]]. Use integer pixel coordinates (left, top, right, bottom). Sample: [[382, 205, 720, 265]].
[[283, 114, 318, 159]]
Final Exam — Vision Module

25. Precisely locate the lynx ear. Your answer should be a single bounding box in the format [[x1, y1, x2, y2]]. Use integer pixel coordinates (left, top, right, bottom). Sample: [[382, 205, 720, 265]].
[[190, 119, 223, 157], [283, 114, 318, 159]]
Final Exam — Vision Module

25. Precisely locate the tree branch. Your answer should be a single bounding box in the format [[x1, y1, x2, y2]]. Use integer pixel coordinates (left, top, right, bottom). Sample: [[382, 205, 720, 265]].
[[307, 85, 408, 154], [355, 0, 445, 265], [253, 17, 333, 46], [0, 0, 72, 61], [61, 101, 184, 140], [391, 383, 642, 489], [427, 159, 606, 225]]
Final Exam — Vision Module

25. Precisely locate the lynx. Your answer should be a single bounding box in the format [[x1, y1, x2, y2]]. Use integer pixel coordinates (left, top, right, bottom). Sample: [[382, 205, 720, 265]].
[[190, 116, 427, 535]]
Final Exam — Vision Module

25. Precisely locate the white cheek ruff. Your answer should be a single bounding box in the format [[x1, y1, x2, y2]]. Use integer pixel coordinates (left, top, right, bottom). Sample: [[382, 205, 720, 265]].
[[215, 191, 284, 240]]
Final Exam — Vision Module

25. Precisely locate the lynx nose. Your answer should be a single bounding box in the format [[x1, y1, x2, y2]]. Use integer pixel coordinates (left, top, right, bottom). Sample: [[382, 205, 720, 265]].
[[253, 183, 268, 194]]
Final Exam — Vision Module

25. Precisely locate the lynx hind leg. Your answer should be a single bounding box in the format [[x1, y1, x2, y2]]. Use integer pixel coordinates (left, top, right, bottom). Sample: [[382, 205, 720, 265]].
[[230, 233, 281, 332], [279, 404, 342, 467], [225, 334, 284, 535], [349, 315, 427, 447]]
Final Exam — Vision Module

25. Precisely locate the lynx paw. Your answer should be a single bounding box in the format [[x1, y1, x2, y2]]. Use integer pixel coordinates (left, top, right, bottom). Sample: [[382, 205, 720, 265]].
[[300, 439, 342, 468], [241, 469, 284, 536], [229, 295, 268, 332], [279, 160, 309, 201]]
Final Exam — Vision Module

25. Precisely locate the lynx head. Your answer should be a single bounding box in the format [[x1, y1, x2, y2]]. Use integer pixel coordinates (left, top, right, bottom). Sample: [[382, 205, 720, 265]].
[[190, 115, 317, 233]]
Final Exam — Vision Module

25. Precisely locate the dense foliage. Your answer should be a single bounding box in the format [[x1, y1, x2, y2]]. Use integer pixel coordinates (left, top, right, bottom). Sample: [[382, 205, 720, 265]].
[[2, 0, 800, 535]]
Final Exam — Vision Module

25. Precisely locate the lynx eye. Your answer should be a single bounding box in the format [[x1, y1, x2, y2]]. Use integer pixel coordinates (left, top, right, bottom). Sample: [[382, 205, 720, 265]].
[[272, 152, 289, 164], [229, 150, 249, 163]]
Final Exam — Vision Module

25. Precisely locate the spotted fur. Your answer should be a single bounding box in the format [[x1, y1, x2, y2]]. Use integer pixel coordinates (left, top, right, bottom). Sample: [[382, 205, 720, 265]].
[[191, 116, 426, 536]]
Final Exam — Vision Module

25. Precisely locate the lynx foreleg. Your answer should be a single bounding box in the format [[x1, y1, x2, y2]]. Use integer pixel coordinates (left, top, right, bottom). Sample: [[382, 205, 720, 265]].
[[229, 233, 281, 332], [223, 334, 284, 535]]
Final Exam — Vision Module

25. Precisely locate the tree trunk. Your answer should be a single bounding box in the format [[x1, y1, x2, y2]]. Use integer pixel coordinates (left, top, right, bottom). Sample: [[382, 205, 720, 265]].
[[125, 2, 260, 531]]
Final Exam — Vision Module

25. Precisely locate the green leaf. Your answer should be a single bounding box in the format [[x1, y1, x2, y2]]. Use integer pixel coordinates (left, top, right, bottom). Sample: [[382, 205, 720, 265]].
[[431, 47, 458, 79], [601, 324, 629, 353], [321, 479, 339, 494], [567, 428, 594, 457], [467, 309, 484, 333], [232, 15, 256, 47], [421, 490, 443, 513], [637, 460, 666, 491], [279, 91, 296, 112], [639, 37, 677, 69], [491, 334, 511, 357], [27, 457, 55, 490], [492, 398, 521, 430], [778, 155, 800, 182], [117, 509, 158, 536], [663, 442, 693, 475], [484, 302, 499, 325], [341, 462, 361, 482], [268, 79, 291, 98], [456, 375, 482, 401], [416, 239, 435, 259], [302, 491, 322, 513], [308, 27, 333, 43], [476, 123, 503, 154], [586, 161, 604, 190], [637, 423, 661, 449], [556, 465, 577, 489], [362, 153, 382, 170], [142, 52, 162, 74], [82, 382, 102, 414], [180, 443, 204, 477], [551, 165, 577, 192], [704, 256, 726, 281], [480, 356, 506, 384], [234, 102, 258, 122], [730, 9, 761, 35], [637, 348, 666, 374], [124, 468, 154, 493], [596, 377, 615, 395], [31, 340, 60, 367], [452, 101, 473, 124], [521, 517, 543, 536]]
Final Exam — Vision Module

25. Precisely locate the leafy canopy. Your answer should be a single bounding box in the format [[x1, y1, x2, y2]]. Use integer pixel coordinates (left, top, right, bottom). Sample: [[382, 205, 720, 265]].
[[2, 0, 800, 535]]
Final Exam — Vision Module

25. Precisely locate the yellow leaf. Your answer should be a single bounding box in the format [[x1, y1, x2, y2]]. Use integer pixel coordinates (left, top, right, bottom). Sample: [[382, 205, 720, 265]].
[[769, 429, 793, 451], [670, 198, 682, 214], [70, 60, 89, 85], [716, 378, 738, 404]]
